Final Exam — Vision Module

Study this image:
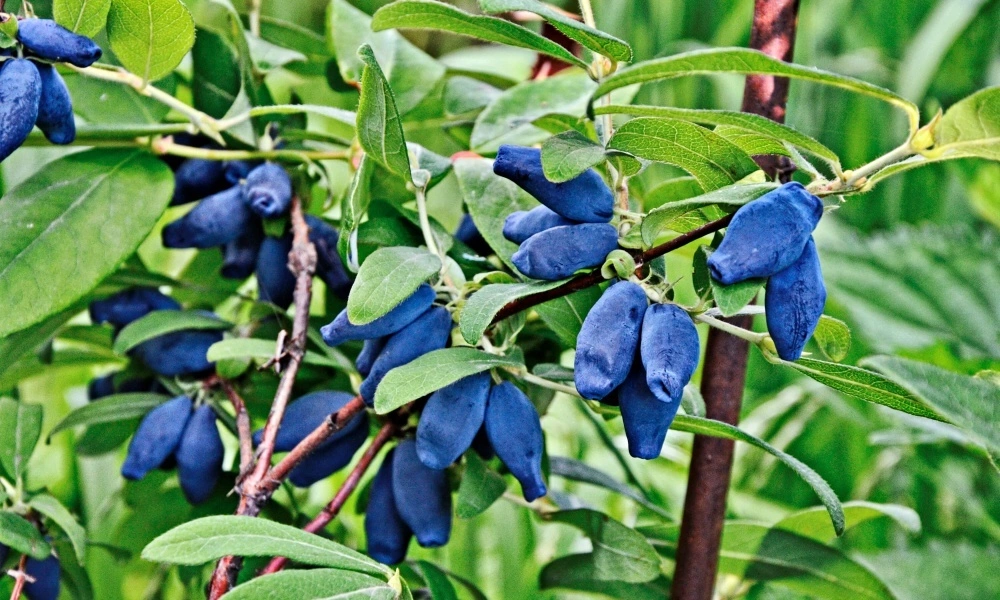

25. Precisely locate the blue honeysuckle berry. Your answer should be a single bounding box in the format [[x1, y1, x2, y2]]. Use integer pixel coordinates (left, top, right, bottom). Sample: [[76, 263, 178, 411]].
[[252, 391, 366, 452], [574, 280, 647, 400], [244, 163, 292, 218], [392, 438, 452, 548], [255, 233, 296, 309], [132, 328, 222, 377], [359, 306, 453, 406], [511, 223, 619, 281], [502, 205, 577, 244], [220, 218, 264, 280], [416, 372, 492, 470], [364, 449, 413, 565], [224, 160, 258, 185], [121, 396, 192, 481], [618, 357, 681, 459], [0, 58, 41, 163], [17, 19, 102, 67], [171, 158, 230, 206], [24, 553, 61, 600], [454, 213, 491, 256], [765, 237, 827, 361], [33, 63, 74, 145], [87, 372, 156, 401], [484, 381, 547, 501], [0, 542, 8, 566], [471, 424, 494, 460], [640, 303, 701, 404], [162, 186, 254, 249], [493, 145, 614, 223], [321, 283, 436, 347], [356, 337, 387, 377], [306, 215, 352, 300], [288, 416, 369, 487], [175, 404, 224, 504], [707, 182, 823, 285], [89, 287, 180, 330]]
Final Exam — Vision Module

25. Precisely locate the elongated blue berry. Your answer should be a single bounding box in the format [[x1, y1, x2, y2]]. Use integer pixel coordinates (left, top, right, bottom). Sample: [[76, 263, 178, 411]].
[[392, 439, 452, 547], [252, 391, 365, 452], [255, 234, 296, 309], [289, 417, 369, 487], [162, 187, 253, 248], [471, 425, 494, 459], [321, 284, 436, 347], [0, 542, 8, 565], [171, 159, 229, 206], [454, 213, 490, 255], [34, 63, 74, 145], [175, 405, 224, 504], [244, 163, 292, 218], [640, 303, 700, 404], [24, 554, 60, 600], [707, 182, 823, 285], [0, 59, 41, 163], [88, 372, 155, 401], [575, 281, 647, 399], [365, 450, 413, 564], [356, 337, 386, 377], [618, 359, 680, 459], [359, 307, 453, 406], [485, 382, 546, 501], [221, 219, 264, 279], [765, 237, 826, 361], [121, 396, 192, 480], [639, 304, 700, 402], [512, 223, 618, 280], [502, 206, 576, 244], [224, 160, 258, 185], [493, 145, 613, 223], [133, 328, 222, 377], [306, 215, 352, 299], [89, 287, 180, 329], [17, 19, 102, 67], [416, 373, 491, 469]]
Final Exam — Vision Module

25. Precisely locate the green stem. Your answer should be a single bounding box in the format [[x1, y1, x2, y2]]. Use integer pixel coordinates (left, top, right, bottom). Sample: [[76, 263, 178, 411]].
[[519, 371, 579, 396], [414, 186, 442, 260], [695, 313, 768, 344], [23, 123, 190, 147], [152, 139, 351, 163]]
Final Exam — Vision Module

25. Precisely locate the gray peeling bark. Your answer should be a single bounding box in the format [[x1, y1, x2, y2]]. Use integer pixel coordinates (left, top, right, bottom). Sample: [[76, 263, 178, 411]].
[[670, 1, 801, 598]]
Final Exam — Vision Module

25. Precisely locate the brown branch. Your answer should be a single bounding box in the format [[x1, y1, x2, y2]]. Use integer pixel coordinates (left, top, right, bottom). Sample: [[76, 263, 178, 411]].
[[9, 554, 31, 600], [670, 2, 800, 599], [260, 421, 399, 575], [220, 379, 254, 474]]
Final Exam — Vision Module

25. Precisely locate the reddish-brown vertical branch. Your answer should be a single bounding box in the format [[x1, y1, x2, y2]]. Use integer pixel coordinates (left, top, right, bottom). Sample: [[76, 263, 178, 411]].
[[670, 2, 800, 599]]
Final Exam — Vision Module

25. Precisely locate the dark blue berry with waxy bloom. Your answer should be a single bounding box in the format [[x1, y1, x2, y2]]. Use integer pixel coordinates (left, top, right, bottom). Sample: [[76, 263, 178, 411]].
[[0, 59, 41, 163], [365, 450, 413, 564], [493, 145, 614, 223], [502, 205, 577, 244], [765, 237, 826, 361], [221, 219, 264, 280], [575, 281, 647, 400], [255, 234, 296, 309], [360, 306, 453, 406], [244, 163, 292, 218], [34, 63, 75, 145], [224, 160, 257, 185], [306, 215, 352, 299], [252, 391, 366, 452], [289, 417, 369, 487], [707, 182, 823, 285], [17, 19, 102, 67], [416, 373, 491, 470], [392, 439, 452, 548], [618, 358, 680, 459], [175, 405, 224, 504], [640, 303, 700, 404], [485, 382, 547, 501], [321, 283, 436, 347], [132, 328, 222, 377], [87, 372, 156, 401], [89, 287, 180, 330], [512, 223, 619, 281], [356, 337, 386, 377], [171, 159, 230, 206], [162, 186, 253, 249], [24, 554, 61, 600], [121, 396, 192, 480], [454, 213, 491, 255]]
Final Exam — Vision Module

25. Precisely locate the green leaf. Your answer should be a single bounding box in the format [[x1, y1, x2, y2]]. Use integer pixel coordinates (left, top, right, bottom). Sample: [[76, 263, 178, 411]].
[[540, 553, 672, 600], [112, 311, 231, 355], [642, 522, 896, 600], [472, 72, 597, 151], [460, 279, 568, 344], [342, 155, 375, 239], [347, 246, 441, 326], [672, 415, 845, 535], [781, 357, 941, 422], [597, 105, 840, 170], [549, 457, 670, 520], [540, 130, 607, 183], [415, 561, 458, 600], [455, 452, 506, 519], [0, 150, 172, 338], [932, 87, 1000, 160], [106, 0, 195, 82], [711, 278, 762, 317], [54, 0, 113, 36], [777, 501, 920, 544], [0, 398, 43, 479], [206, 339, 341, 369], [812, 316, 852, 362], [716, 125, 793, 157], [536, 286, 604, 348], [372, 0, 587, 72], [63, 74, 174, 125], [644, 176, 704, 211], [221, 569, 397, 600], [49, 393, 170, 437], [375, 348, 523, 414], [864, 541, 1000, 600], [609, 118, 760, 191], [356, 44, 412, 180], [479, 0, 631, 62], [546, 509, 661, 583], [443, 76, 502, 117], [861, 355, 1000, 454], [190, 29, 242, 119], [142, 516, 391, 577], [0, 512, 51, 560], [29, 494, 88, 564], [593, 47, 920, 133]]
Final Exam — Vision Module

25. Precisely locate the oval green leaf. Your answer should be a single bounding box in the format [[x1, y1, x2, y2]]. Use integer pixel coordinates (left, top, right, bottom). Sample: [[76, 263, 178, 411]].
[[0, 398, 43, 480], [0, 511, 52, 560], [54, 0, 113, 37], [347, 246, 441, 326], [107, 0, 196, 82], [49, 392, 170, 437], [222, 569, 399, 600], [113, 311, 231, 355]]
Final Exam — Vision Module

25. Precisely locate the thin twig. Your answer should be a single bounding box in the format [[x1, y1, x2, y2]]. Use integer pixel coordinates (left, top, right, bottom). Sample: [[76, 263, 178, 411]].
[[151, 138, 350, 163], [8, 555, 32, 600], [220, 379, 254, 473]]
